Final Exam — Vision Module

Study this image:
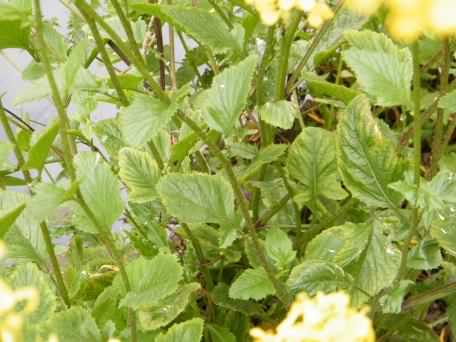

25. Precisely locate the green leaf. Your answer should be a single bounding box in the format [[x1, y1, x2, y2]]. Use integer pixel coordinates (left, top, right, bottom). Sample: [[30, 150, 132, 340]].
[[288, 127, 347, 205], [46, 307, 102, 342], [0, 141, 14, 170], [259, 100, 298, 130], [379, 280, 414, 313], [305, 222, 370, 267], [197, 55, 257, 136], [377, 314, 438, 342], [155, 318, 204, 342], [75, 152, 124, 232], [431, 210, 456, 257], [439, 89, 456, 112], [22, 183, 66, 224], [9, 263, 57, 341], [120, 94, 178, 146], [157, 173, 234, 224], [23, 120, 59, 171], [343, 30, 413, 107], [240, 144, 287, 182], [0, 1, 31, 50], [229, 268, 275, 301], [130, 3, 240, 54], [287, 260, 352, 295], [138, 283, 201, 331], [302, 72, 359, 105], [206, 324, 236, 342], [118, 147, 160, 203], [0, 201, 26, 238], [265, 227, 296, 269], [119, 254, 183, 309], [336, 95, 404, 208], [407, 239, 442, 270]]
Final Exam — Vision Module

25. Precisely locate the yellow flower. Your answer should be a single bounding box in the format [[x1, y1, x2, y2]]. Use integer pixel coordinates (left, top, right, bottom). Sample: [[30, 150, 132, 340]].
[[308, 2, 334, 27], [344, 0, 382, 15], [428, 0, 456, 35], [251, 291, 375, 342]]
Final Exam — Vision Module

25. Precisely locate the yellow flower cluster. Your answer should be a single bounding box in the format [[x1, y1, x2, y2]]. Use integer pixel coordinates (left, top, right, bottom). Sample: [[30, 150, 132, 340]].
[[245, 0, 333, 27], [345, 0, 456, 42], [250, 292, 375, 342]]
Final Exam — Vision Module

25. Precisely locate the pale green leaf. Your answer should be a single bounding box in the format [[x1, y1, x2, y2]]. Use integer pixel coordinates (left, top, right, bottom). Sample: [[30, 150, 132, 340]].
[[0, 1, 31, 50], [265, 227, 296, 269], [0, 201, 26, 238], [240, 144, 287, 182], [23, 121, 59, 170], [229, 268, 275, 301], [157, 173, 235, 224], [120, 94, 177, 146], [439, 89, 456, 112], [0, 142, 13, 170], [407, 239, 442, 270], [138, 283, 201, 331], [259, 100, 298, 130], [431, 210, 456, 257], [155, 318, 204, 342], [305, 222, 370, 267], [287, 260, 352, 295], [343, 30, 412, 107], [118, 147, 160, 203], [288, 127, 347, 204], [23, 182, 66, 224], [336, 95, 404, 208], [197, 55, 257, 135]]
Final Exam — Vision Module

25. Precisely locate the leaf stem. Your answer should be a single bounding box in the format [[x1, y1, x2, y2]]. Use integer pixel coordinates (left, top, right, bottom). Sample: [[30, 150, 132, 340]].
[[403, 281, 456, 310], [255, 193, 291, 228], [176, 111, 291, 305]]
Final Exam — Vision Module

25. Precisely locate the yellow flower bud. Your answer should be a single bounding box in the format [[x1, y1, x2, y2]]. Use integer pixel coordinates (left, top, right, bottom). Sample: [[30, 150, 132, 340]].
[[308, 2, 334, 27]]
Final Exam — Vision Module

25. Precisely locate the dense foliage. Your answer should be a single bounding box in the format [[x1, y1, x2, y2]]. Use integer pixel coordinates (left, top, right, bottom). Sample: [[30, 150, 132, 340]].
[[1, 0, 456, 341]]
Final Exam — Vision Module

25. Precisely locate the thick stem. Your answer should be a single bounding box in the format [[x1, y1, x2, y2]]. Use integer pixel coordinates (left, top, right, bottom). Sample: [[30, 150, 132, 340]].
[[176, 111, 291, 305], [0, 103, 71, 307], [396, 42, 422, 283], [430, 37, 450, 177]]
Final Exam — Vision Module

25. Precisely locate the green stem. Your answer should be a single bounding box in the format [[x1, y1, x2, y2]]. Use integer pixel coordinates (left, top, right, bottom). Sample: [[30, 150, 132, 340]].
[[148, 141, 165, 170], [0, 103, 71, 308], [430, 37, 450, 177], [277, 166, 302, 231], [286, 0, 344, 95], [403, 281, 456, 310], [255, 193, 291, 228], [79, 6, 129, 106], [396, 42, 422, 283], [176, 111, 291, 305]]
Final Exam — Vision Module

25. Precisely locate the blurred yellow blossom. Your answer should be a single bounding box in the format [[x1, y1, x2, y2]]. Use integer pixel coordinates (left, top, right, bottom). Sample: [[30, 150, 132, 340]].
[[250, 291, 375, 342], [345, 0, 382, 15], [245, 0, 333, 27]]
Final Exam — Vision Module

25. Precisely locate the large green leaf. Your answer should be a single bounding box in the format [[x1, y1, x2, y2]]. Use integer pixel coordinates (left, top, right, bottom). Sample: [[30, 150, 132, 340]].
[[9, 263, 57, 341], [287, 260, 352, 295], [157, 173, 235, 224], [119, 94, 178, 146], [196, 55, 257, 136], [155, 318, 204, 342], [336, 95, 404, 208], [130, 3, 240, 54], [119, 254, 183, 309], [229, 268, 275, 301], [75, 152, 124, 232], [23, 121, 59, 171], [138, 283, 201, 331], [118, 147, 160, 203], [343, 30, 413, 107], [287, 127, 347, 206], [305, 222, 370, 267], [259, 100, 298, 130]]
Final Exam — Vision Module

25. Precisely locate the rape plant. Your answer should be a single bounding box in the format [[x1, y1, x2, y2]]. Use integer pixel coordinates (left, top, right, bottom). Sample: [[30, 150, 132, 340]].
[[1, 0, 456, 341]]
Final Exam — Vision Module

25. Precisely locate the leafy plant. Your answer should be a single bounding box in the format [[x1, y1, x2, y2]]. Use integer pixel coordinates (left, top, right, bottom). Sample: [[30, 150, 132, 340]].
[[1, 0, 456, 341]]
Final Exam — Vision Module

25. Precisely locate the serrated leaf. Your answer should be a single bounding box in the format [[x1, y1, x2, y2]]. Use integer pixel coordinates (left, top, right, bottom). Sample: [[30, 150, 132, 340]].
[[197, 55, 257, 135], [288, 127, 347, 205], [46, 307, 102, 342], [287, 260, 352, 295], [229, 268, 275, 301], [259, 100, 297, 130], [75, 152, 124, 232], [343, 30, 412, 107], [337, 95, 404, 208], [138, 283, 201, 331], [155, 318, 204, 342], [265, 227, 296, 269], [118, 147, 160, 203], [119, 254, 183, 309], [305, 222, 370, 267], [157, 173, 234, 224], [120, 94, 178, 146], [131, 4, 240, 54]]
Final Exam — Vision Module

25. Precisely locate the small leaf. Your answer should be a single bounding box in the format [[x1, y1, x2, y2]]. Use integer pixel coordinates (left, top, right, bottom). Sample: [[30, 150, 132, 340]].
[[439, 89, 456, 112], [118, 147, 160, 203], [23, 120, 59, 170], [302, 72, 359, 104], [157, 173, 234, 224], [0, 201, 26, 238], [197, 55, 257, 136], [407, 239, 442, 270], [337, 95, 404, 208], [229, 268, 275, 301], [287, 260, 352, 295], [155, 318, 204, 342], [343, 30, 413, 107], [265, 228, 296, 269], [240, 144, 287, 182], [120, 94, 178, 146], [259, 100, 298, 130]]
